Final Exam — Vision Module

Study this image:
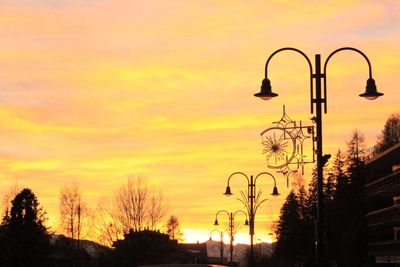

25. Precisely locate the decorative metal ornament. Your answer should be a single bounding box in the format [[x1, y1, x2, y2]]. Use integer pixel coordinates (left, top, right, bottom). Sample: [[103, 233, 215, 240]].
[[260, 127, 295, 169], [260, 106, 316, 186]]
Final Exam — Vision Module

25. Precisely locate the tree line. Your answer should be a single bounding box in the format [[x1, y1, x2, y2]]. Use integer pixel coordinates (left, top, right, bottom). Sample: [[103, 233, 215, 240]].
[[263, 113, 400, 266], [0, 176, 183, 266]]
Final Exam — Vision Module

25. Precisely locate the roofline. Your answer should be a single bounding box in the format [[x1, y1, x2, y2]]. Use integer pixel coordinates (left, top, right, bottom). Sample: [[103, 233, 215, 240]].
[[366, 143, 400, 165]]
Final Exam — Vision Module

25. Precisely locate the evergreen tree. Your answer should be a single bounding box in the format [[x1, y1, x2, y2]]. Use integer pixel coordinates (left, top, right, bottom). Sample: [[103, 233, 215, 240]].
[[347, 130, 367, 179], [0, 188, 50, 267], [328, 131, 368, 266], [331, 149, 348, 198], [374, 113, 400, 153], [324, 171, 336, 203], [305, 167, 318, 220], [344, 131, 368, 266], [274, 190, 312, 266], [327, 150, 348, 265]]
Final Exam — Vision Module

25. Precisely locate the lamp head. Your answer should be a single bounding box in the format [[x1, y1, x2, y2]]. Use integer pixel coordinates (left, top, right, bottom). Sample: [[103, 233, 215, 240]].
[[214, 219, 219, 226], [244, 219, 249, 226], [271, 186, 280, 196], [254, 78, 278, 100], [359, 78, 383, 100], [224, 186, 232, 196]]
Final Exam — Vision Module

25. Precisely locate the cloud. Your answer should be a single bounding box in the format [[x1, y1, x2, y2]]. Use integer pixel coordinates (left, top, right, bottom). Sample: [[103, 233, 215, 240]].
[[0, 0, 398, 243]]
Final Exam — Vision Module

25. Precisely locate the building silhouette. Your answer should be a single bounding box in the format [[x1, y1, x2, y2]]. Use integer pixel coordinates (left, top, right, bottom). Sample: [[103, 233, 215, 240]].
[[365, 143, 400, 265]]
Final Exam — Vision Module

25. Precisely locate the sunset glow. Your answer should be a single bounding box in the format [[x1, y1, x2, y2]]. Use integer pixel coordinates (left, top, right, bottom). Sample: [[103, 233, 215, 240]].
[[0, 0, 399, 245]]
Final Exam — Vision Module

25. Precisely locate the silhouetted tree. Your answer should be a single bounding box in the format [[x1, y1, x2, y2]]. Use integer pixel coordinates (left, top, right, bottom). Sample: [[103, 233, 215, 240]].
[[274, 190, 311, 266], [331, 149, 348, 196], [291, 172, 307, 218], [328, 132, 368, 266], [0, 182, 20, 219], [94, 176, 167, 246], [374, 113, 400, 154], [326, 150, 347, 265], [59, 183, 89, 252], [324, 171, 336, 203], [272, 128, 375, 266], [0, 188, 50, 267], [340, 130, 368, 266], [305, 167, 318, 220], [94, 196, 123, 246], [166, 215, 183, 242]]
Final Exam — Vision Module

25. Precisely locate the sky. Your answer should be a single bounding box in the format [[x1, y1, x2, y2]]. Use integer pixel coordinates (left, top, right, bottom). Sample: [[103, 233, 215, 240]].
[[0, 0, 399, 244]]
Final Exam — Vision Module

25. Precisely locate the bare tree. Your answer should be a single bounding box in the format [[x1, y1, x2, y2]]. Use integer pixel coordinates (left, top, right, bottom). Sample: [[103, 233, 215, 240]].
[[114, 177, 148, 232], [1, 182, 20, 219], [93, 196, 124, 247], [59, 183, 88, 250], [93, 176, 168, 246], [166, 215, 183, 242], [148, 188, 168, 230]]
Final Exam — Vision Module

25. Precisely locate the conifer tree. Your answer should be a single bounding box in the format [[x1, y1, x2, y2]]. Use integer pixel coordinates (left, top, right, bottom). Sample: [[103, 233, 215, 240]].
[[0, 188, 50, 267], [374, 113, 400, 153], [326, 150, 348, 265], [274, 190, 312, 265], [343, 131, 367, 266], [328, 131, 367, 266]]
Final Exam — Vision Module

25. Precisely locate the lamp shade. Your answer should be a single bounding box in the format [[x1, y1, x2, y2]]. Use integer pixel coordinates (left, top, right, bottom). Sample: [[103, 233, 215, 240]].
[[359, 78, 383, 100], [245, 219, 249, 226], [214, 219, 219, 226], [271, 186, 280, 196], [254, 78, 278, 100], [224, 186, 232, 195]]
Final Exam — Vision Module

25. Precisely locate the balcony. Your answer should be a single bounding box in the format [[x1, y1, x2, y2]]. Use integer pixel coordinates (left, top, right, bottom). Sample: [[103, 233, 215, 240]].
[[367, 204, 400, 227], [365, 170, 400, 197]]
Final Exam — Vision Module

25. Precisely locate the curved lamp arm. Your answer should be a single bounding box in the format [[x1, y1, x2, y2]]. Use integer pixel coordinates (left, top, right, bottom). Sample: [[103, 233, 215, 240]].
[[264, 47, 313, 78], [254, 172, 279, 196], [214, 209, 230, 226], [209, 229, 220, 240], [323, 47, 378, 112], [262, 47, 314, 112], [209, 229, 229, 241], [324, 47, 372, 78], [225, 172, 250, 195], [233, 209, 249, 225]]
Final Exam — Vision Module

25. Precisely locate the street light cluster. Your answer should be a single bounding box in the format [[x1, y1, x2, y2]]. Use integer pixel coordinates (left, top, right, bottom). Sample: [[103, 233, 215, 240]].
[[212, 47, 382, 267], [254, 47, 383, 266], [213, 209, 248, 264], [213, 171, 279, 266]]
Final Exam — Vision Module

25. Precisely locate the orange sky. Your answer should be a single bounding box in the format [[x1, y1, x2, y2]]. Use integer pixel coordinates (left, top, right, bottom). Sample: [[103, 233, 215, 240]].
[[0, 0, 399, 244]]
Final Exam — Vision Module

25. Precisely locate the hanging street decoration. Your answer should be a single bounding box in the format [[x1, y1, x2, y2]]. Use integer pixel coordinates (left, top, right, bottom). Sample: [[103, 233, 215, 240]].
[[260, 106, 316, 186]]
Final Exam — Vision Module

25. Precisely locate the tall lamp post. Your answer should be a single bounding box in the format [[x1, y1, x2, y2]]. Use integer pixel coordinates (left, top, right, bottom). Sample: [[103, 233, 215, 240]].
[[209, 229, 228, 264], [254, 47, 383, 265], [224, 171, 280, 266], [214, 209, 249, 265]]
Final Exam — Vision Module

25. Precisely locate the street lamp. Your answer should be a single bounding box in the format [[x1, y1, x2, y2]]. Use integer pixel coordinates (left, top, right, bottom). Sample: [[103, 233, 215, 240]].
[[214, 209, 249, 265], [254, 47, 383, 265], [209, 229, 229, 265], [224, 171, 279, 266]]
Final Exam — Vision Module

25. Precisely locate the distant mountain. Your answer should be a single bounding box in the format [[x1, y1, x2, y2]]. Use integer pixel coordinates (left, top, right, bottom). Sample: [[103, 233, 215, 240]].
[[49, 234, 111, 262], [205, 240, 274, 266]]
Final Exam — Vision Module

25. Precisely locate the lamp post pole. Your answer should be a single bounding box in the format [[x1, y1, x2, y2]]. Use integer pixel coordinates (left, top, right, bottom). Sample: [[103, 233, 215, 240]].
[[224, 171, 279, 267], [314, 54, 325, 264], [254, 47, 383, 265], [249, 175, 255, 265], [214, 209, 248, 265]]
